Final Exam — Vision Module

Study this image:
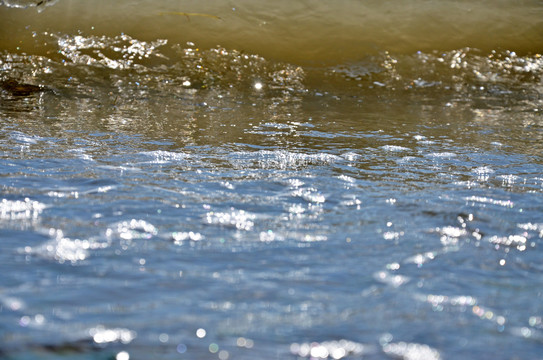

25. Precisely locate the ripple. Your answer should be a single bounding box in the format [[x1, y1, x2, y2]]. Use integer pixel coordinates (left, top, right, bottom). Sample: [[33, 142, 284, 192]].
[[433, 226, 468, 246], [518, 222, 543, 238], [0, 198, 46, 220], [9, 131, 44, 145], [291, 187, 326, 204], [171, 231, 204, 244], [89, 325, 136, 345], [109, 219, 158, 240], [414, 293, 477, 309], [427, 152, 457, 159], [374, 270, 410, 288], [0, 295, 26, 312], [290, 339, 370, 359], [230, 150, 341, 170], [23, 229, 107, 264], [489, 234, 528, 251], [140, 150, 190, 164], [259, 230, 283, 242], [510, 327, 543, 342], [381, 145, 411, 152], [404, 251, 437, 266], [464, 196, 514, 208], [382, 342, 441, 360], [205, 208, 255, 231]]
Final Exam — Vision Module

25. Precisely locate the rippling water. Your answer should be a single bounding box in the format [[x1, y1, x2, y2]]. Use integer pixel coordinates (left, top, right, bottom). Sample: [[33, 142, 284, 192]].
[[1, 1, 543, 359]]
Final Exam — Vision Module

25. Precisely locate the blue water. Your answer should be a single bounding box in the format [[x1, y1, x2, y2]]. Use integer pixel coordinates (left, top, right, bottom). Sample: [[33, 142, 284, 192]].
[[2, 89, 543, 359], [1, 4, 543, 359]]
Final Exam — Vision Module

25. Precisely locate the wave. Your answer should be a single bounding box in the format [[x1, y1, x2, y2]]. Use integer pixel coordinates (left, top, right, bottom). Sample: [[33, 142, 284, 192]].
[[1, 0, 542, 65]]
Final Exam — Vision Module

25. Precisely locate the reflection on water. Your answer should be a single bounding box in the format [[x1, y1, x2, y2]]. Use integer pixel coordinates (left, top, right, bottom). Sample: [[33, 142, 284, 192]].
[[1, 2, 543, 360]]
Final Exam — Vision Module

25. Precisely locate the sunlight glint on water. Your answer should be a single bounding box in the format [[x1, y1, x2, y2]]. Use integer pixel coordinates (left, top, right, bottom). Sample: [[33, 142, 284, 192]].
[[1, 1, 543, 359]]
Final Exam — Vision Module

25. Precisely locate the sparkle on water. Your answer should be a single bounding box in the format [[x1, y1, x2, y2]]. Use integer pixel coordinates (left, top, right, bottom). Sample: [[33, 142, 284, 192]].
[[1, 3, 543, 359]]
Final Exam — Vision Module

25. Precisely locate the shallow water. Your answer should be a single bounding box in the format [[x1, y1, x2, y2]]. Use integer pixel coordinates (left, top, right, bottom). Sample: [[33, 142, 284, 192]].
[[1, 1, 543, 360]]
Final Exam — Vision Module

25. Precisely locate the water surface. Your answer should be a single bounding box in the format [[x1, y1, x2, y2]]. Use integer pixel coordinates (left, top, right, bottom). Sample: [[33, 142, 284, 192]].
[[1, 1, 543, 359]]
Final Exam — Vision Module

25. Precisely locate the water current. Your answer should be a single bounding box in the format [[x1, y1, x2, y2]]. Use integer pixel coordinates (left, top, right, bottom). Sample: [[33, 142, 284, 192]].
[[1, 1, 543, 359]]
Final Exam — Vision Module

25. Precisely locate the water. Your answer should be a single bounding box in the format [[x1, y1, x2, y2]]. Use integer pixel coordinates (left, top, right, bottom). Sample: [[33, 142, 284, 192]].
[[1, 1, 543, 359]]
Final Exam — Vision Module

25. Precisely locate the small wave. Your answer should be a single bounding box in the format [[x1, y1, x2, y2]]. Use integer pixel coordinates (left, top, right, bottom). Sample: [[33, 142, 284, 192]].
[[140, 150, 190, 164], [489, 235, 528, 251], [382, 342, 441, 360], [373, 270, 410, 288], [427, 152, 457, 159], [109, 219, 158, 240], [9, 131, 45, 144], [21, 229, 107, 264], [230, 150, 341, 170], [0, 0, 57, 12], [89, 325, 136, 345], [464, 196, 514, 208], [171, 231, 204, 244], [0, 198, 46, 220], [56, 33, 168, 70], [414, 293, 477, 308], [290, 339, 370, 359], [205, 208, 255, 231], [291, 187, 326, 204], [380, 145, 411, 152]]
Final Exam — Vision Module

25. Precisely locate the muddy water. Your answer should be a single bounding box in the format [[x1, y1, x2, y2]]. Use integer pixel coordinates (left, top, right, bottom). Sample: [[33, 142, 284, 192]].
[[1, 1, 543, 360]]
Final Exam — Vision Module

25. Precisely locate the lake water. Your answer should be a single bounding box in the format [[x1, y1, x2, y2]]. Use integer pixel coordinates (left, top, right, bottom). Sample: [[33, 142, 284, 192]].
[[1, 1, 543, 359]]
